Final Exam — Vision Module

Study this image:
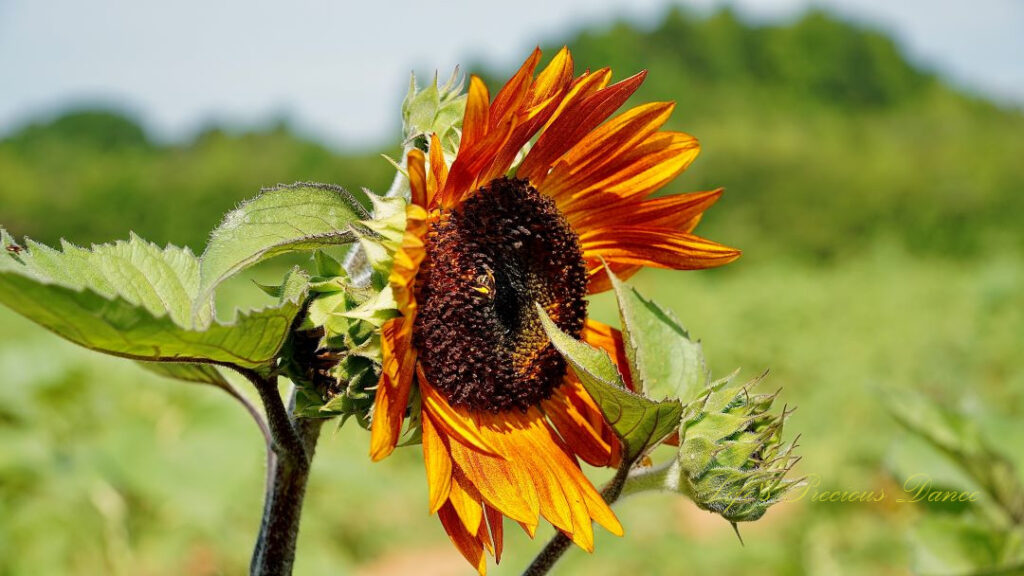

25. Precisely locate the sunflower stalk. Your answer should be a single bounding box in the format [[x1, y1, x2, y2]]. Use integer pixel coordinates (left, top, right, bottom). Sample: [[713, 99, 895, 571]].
[[240, 368, 324, 576]]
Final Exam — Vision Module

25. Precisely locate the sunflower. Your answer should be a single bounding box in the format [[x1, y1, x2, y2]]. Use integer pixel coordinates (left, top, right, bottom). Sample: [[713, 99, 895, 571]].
[[369, 47, 739, 573]]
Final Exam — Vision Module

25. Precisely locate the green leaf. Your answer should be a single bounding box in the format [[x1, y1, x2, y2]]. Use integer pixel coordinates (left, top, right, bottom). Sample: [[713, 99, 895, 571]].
[[3, 229, 211, 328], [537, 304, 683, 462], [197, 182, 367, 313], [609, 268, 705, 403], [0, 230, 304, 369]]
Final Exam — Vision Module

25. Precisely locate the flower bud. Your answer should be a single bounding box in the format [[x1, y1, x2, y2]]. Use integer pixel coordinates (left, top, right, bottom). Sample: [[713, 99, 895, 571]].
[[401, 69, 466, 158], [676, 373, 800, 522]]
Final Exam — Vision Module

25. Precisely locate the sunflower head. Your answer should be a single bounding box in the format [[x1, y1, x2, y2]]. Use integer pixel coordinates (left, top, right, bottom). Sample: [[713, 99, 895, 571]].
[[369, 46, 742, 574], [414, 176, 588, 412]]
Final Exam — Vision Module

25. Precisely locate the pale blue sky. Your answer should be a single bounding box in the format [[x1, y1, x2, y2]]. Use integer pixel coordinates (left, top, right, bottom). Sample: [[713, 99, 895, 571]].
[[1, 0, 1021, 149]]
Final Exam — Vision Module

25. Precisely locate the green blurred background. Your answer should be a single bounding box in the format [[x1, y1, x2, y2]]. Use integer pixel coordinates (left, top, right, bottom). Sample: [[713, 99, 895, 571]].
[[1, 5, 1022, 576]]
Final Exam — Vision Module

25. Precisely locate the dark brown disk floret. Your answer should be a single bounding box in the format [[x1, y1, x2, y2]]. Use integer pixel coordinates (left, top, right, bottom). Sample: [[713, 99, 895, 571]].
[[413, 177, 588, 413]]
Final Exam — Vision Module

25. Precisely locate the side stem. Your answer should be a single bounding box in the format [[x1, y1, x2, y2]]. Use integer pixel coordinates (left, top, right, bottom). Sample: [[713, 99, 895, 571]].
[[521, 459, 632, 576]]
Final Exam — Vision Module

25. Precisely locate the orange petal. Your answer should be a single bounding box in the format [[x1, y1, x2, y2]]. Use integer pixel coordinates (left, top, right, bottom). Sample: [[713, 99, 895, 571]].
[[489, 47, 542, 127], [419, 374, 500, 457], [542, 377, 616, 468], [426, 133, 449, 208], [474, 49, 575, 186], [441, 112, 517, 207], [528, 409, 620, 550], [476, 87, 567, 187], [528, 451, 575, 538], [388, 204, 427, 312], [540, 425, 623, 539], [449, 470, 484, 535], [482, 407, 620, 552], [581, 319, 633, 392], [531, 46, 573, 102], [459, 76, 491, 164], [445, 49, 576, 204], [582, 227, 741, 280], [552, 131, 701, 219], [521, 70, 647, 186], [369, 318, 416, 461], [448, 437, 540, 528], [585, 261, 642, 295], [534, 68, 613, 141], [540, 102, 676, 202], [485, 505, 504, 564], [438, 502, 488, 575], [581, 480, 624, 537], [407, 148, 428, 209], [569, 138, 702, 224], [422, 411, 453, 513], [569, 188, 722, 233]]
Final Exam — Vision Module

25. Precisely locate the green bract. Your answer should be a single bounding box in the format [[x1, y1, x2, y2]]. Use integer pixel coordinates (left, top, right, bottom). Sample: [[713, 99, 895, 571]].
[[279, 193, 409, 426]]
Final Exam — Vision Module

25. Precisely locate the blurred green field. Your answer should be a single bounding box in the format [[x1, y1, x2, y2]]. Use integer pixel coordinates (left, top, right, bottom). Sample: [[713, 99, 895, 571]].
[[1, 6, 1022, 576]]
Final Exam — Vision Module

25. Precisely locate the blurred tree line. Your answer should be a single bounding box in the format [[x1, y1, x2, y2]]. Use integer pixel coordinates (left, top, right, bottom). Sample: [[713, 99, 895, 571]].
[[2, 7, 1021, 261]]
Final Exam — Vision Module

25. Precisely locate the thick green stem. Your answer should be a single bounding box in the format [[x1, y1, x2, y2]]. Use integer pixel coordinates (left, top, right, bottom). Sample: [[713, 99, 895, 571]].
[[522, 460, 632, 576], [618, 459, 679, 499], [243, 370, 324, 576]]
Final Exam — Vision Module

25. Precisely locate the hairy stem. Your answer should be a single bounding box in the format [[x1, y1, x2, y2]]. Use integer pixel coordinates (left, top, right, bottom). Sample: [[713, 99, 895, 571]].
[[242, 369, 324, 576], [522, 459, 632, 576], [213, 376, 272, 449]]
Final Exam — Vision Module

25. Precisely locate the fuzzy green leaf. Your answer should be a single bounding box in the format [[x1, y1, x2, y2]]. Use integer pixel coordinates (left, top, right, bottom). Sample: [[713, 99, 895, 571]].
[[609, 269, 705, 402], [0, 230, 303, 369], [537, 304, 683, 462], [197, 182, 367, 312], [3, 229, 212, 327]]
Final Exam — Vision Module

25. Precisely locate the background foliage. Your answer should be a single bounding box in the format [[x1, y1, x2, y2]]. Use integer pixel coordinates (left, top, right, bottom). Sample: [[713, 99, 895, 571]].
[[1, 7, 1021, 575]]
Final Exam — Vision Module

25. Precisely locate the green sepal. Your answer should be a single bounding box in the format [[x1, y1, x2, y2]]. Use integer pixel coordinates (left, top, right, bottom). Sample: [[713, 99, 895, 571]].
[[314, 250, 345, 278], [340, 286, 400, 327]]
